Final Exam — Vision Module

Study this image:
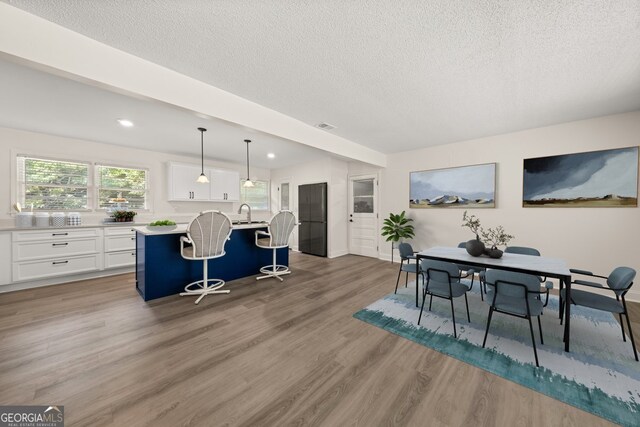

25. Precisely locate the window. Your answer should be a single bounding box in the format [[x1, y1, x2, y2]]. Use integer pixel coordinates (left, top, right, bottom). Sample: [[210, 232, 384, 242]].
[[17, 156, 90, 210], [280, 182, 290, 210], [241, 180, 269, 210], [97, 165, 148, 209]]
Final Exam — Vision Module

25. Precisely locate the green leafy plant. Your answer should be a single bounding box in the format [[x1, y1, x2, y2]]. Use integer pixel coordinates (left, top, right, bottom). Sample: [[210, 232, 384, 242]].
[[111, 210, 137, 222], [381, 211, 415, 262], [149, 219, 176, 226]]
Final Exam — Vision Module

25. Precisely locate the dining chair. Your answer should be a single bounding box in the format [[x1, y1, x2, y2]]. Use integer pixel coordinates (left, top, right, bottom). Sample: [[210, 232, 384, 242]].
[[560, 267, 637, 361], [457, 241, 481, 299], [418, 259, 472, 338], [395, 242, 419, 292], [179, 210, 233, 305], [482, 269, 550, 367], [504, 246, 554, 306]]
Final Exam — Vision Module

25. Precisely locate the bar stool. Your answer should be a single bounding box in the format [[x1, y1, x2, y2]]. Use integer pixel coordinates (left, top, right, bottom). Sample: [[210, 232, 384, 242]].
[[255, 211, 296, 281], [180, 210, 233, 304]]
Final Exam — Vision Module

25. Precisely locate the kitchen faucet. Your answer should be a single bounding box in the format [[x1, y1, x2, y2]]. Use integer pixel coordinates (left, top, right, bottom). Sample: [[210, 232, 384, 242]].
[[238, 203, 252, 223]]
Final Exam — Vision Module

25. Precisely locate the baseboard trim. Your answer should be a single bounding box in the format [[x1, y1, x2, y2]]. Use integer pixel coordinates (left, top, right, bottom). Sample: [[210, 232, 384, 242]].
[[0, 267, 134, 294]]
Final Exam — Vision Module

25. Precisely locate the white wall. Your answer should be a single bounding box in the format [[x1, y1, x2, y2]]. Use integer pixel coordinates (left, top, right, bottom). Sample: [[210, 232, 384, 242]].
[[271, 156, 349, 258], [378, 111, 640, 301], [0, 126, 271, 224]]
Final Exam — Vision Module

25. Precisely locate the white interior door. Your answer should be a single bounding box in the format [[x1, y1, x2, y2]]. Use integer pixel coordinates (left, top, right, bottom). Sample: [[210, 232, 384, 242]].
[[348, 175, 378, 257]]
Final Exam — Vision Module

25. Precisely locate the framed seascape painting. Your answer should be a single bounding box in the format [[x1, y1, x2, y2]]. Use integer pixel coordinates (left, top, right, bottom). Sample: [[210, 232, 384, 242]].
[[409, 163, 496, 208], [523, 146, 638, 207]]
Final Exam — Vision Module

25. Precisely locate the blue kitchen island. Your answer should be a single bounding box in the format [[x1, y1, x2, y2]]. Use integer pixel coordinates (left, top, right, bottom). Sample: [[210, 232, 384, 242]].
[[134, 222, 288, 301]]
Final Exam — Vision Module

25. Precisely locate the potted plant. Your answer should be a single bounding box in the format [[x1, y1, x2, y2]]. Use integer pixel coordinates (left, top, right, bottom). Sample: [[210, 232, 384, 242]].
[[381, 211, 415, 263], [480, 225, 514, 258], [112, 210, 137, 222], [462, 210, 485, 256]]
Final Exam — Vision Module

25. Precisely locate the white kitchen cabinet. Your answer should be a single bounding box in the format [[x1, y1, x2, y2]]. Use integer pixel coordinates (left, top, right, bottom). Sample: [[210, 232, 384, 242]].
[[167, 163, 211, 201], [104, 226, 137, 269], [0, 233, 11, 286], [210, 168, 240, 201], [12, 228, 103, 282]]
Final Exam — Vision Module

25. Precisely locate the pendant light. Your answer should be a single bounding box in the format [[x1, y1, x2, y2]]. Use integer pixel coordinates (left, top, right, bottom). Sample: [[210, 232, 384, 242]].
[[243, 139, 254, 188], [196, 127, 209, 183]]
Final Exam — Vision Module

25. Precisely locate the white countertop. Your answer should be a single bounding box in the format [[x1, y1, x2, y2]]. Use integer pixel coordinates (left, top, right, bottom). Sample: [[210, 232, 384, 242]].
[[133, 221, 268, 236]]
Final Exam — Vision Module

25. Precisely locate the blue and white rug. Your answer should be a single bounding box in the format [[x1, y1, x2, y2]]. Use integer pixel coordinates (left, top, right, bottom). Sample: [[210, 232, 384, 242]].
[[354, 280, 640, 426]]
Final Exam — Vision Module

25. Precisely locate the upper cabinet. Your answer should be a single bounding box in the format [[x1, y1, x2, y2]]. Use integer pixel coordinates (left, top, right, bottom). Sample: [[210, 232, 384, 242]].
[[168, 163, 211, 201], [210, 169, 240, 202], [167, 162, 240, 202]]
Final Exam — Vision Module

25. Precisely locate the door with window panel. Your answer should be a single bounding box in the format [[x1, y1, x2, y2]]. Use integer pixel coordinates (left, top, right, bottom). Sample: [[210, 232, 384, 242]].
[[348, 175, 378, 257]]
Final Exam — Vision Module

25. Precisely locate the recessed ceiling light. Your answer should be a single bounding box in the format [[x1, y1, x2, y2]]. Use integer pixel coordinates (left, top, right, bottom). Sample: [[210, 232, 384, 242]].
[[267, 153, 276, 159], [117, 119, 134, 127]]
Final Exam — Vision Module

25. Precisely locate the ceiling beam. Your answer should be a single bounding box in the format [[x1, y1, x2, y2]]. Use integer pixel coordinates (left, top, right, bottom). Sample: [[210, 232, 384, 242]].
[[0, 3, 386, 167]]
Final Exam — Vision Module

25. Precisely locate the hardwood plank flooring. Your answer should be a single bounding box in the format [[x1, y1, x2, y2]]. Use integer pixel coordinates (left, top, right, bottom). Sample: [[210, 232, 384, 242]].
[[1, 252, 635, 426]]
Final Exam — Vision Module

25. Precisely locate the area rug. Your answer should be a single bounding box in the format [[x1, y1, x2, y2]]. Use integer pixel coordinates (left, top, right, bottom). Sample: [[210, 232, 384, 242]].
[[353, 280, 640, 426]]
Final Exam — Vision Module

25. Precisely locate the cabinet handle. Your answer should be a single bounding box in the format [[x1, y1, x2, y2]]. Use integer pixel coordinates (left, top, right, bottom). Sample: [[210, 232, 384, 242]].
[[52, 243, 69, 246], [52, 232, 68, 236], [131, 237, 135, 240], [131, 252, 136, 256], [130, 229, 135, 232], [52, 260, 69, 265]]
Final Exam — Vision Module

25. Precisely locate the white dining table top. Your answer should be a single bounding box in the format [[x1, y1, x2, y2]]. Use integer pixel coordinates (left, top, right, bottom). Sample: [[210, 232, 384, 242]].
[[417, 246, 572, 277]]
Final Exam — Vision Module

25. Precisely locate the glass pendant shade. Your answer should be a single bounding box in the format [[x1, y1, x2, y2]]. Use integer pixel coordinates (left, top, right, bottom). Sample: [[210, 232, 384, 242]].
[[196, 173, 209, 184]]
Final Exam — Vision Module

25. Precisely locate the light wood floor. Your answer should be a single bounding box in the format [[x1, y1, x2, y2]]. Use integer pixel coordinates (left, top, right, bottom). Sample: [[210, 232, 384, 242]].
[[1, 253, 637, 426]]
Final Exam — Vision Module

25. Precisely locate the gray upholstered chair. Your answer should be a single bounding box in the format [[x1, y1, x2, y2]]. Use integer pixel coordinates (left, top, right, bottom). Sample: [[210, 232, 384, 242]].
[[255, 210, 296, 281], [396, 242, 423, 307], [561, 267, 637, 361], [457, 241, 481, 298], [504, 246, 554, 306], [179, 210, 233, 305], [482, 269, 549, 367], [418, 259, 471, 338]]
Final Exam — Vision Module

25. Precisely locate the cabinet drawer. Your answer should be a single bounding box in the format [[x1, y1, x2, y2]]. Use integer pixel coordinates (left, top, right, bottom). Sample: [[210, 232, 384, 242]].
[[13, 254, 101, 282], [105, 235, 136, 252], [13, 228, 100, 242], [104, 227, 136, 237], [105, 250, 136, 269], [13, 238, 100, 262]]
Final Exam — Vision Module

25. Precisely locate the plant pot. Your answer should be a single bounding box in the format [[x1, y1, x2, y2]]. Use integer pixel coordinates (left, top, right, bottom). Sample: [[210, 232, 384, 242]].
[[465, 237, 485, 257], [487, 247, 503, 259]]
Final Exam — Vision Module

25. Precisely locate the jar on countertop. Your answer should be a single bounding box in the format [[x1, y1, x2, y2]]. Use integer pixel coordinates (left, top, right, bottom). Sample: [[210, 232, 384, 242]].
[[35, 212, 50, 227], [51, 212, 66, 227], [67, 212, 82, 226], [15, 212, 34, 228]]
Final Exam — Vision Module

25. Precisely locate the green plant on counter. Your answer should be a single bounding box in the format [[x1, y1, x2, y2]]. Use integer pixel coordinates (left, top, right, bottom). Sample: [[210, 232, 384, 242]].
[[111, 210, 137, 222], [149, 219, 176, 226]]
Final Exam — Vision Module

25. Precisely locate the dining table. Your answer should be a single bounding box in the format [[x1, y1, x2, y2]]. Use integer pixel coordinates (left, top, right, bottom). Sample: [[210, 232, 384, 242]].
[[415, 246, 574, 352]]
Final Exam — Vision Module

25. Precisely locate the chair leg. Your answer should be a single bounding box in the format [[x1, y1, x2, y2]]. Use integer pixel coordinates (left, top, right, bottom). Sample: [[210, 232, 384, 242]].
[[428, 294, 433, 311], [559, 297, 565, 325], [537, 315, 544, 345], [405, 271, 409, 288], [528, 316, 540, 367], [418, 288, 428, 325], [450, 298, 457, 338], [619, 313, 627, 342], [464, 293, 470, 322], [482, 307, 494, 347], [622, 297, 639, 362], [394, 265, 402, 294]]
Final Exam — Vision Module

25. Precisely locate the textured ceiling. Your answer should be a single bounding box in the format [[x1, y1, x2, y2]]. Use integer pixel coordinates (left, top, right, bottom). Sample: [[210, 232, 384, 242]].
[[4, 0, 640, 153]]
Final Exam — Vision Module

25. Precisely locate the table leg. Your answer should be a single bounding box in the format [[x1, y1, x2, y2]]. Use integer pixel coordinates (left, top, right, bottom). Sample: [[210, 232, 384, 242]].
[[563, 276, 571, 352], [415, 256, 421, 307]]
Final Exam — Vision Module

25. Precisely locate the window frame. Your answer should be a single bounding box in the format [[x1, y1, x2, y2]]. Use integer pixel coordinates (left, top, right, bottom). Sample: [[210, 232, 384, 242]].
[[240, 179, 270, 211], [95, 163, 150, 211], [16, 154, 93, 211]]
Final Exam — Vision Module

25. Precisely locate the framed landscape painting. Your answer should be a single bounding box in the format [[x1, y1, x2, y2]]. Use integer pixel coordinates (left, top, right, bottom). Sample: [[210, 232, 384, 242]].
[[523, 146, 638, 207], [409, 163, 495, 208]]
